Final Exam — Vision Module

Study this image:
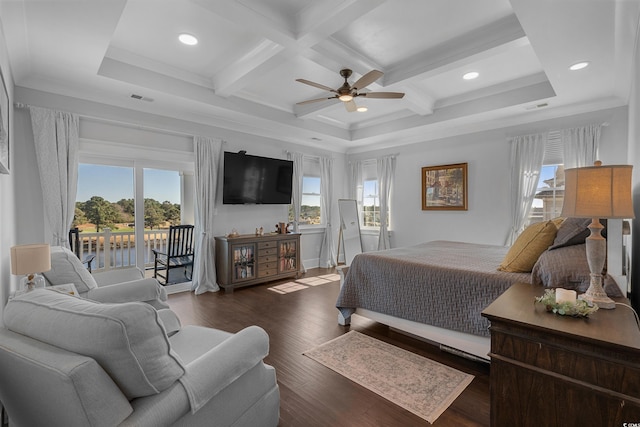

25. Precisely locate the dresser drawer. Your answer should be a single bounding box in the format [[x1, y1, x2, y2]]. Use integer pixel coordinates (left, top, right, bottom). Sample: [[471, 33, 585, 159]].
[[259, 261, 277, 271], [491, 325, 640, 396], [258, 241, 277, 250], [258, 268, 277, 278], [260, 247, 277, 257], [259, 255, 277, 263]]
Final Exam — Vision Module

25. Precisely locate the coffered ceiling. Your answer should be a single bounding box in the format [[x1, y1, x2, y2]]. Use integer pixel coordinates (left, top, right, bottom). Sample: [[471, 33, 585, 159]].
[[2, 0, 639, 152]]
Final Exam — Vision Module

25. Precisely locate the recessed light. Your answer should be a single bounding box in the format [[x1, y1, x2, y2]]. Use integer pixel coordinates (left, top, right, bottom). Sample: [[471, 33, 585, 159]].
[[569, 61, 589, 71], [357, 106, 368, 112], [178, 33, 198, 46], [463, 71, 479, 80]]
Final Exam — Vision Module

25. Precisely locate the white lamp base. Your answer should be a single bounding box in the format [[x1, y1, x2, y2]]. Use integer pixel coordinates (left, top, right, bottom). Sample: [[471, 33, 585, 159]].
[[578, 274, 615, 309], [582, 218, 615, 309]]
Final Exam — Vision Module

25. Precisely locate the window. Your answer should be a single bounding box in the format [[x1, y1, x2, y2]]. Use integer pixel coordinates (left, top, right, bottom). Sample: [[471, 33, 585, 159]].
[[358, 160, 389, 228], [289, 157, 322, 226], [76, 162, 191, 276], [528, 131, 564, 226], [362, 179, 380, 227], [529, 164, 564, 225]]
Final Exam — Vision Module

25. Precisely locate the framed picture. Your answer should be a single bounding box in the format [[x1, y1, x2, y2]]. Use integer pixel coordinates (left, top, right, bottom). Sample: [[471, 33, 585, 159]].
[[0, 65, 9, 175], [421, 163, 468, 211]]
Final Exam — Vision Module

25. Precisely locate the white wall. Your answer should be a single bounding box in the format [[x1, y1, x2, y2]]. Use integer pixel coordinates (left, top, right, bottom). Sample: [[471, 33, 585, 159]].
[[350, 106, 629, 250], [12, 87, 345, 270], [0, 15, 16, 323], [629, 16, 640, 307]]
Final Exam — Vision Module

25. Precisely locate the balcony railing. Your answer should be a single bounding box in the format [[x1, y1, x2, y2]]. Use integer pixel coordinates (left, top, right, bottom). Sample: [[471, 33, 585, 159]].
[[74, 228, 172, 273]]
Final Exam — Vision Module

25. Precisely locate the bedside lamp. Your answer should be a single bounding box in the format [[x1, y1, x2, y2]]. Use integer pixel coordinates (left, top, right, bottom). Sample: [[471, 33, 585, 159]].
[[10, 244, 51, 292], [561, 161, 634, 309]]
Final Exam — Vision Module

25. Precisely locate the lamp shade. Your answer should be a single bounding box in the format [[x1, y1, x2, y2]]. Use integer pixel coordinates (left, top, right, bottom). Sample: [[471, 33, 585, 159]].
[[561, 163, 635, 219], [10, 244, 51, 275]]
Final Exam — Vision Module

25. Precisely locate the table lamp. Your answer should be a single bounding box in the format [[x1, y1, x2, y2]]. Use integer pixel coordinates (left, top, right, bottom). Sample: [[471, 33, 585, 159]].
[[561, 161, 634, 309], [10, 244, 51, 292]]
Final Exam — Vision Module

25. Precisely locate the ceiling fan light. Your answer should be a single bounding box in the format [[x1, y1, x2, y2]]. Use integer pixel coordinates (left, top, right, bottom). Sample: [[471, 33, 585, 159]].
[[339, 94, 353, 102], [357, 106, 368, 112]]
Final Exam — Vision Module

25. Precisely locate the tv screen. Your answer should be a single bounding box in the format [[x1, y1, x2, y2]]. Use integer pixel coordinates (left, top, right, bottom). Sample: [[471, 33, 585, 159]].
[[223, 151, 293, 204]]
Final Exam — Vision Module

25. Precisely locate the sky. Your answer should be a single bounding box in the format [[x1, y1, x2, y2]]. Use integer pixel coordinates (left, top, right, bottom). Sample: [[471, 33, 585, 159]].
[[77, 164, 181, 204]]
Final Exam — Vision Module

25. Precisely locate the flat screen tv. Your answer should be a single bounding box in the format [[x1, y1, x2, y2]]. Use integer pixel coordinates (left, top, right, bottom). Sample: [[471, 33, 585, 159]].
[[223, 151, 293, 204]]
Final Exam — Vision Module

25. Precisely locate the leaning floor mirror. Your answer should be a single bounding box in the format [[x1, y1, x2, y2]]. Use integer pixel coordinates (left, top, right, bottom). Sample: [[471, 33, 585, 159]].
[[338, 199, 363, 266]]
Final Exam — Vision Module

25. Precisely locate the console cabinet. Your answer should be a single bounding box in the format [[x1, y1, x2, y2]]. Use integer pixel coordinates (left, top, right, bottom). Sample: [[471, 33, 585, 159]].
[[481, 283, 640, 426], [215, 233, 301, 292]]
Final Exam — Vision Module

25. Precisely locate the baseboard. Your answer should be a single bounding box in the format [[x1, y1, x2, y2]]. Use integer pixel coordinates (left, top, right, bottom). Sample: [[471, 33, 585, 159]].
[[165, 281, 192, 294]]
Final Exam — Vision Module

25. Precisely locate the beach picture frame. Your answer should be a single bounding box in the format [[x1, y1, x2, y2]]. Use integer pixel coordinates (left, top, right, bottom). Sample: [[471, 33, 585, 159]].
[[421, 163, 468, 211]]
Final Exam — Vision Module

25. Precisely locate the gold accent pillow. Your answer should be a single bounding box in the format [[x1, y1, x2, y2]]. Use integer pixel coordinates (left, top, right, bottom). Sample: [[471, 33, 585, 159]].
[[498, 220, 558, 273]]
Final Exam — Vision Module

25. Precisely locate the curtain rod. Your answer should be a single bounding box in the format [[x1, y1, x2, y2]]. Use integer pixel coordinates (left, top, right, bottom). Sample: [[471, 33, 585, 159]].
[[14, 102, 227, 142], [283, 150, 334, 160]]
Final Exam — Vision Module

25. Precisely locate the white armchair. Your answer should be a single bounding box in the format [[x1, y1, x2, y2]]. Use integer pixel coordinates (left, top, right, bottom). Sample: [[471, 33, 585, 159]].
[[0, 289, 279, 426], [43, 246, 169, 309]]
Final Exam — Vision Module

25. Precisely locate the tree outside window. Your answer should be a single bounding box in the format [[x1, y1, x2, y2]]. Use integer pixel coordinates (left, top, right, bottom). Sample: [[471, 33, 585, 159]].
[[289, 175, 321, 225], [362, 179, 380, 227]]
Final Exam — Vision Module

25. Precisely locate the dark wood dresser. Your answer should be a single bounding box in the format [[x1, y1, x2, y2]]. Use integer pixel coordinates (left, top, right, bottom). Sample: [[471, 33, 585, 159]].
[[481, 283, 640, 426]]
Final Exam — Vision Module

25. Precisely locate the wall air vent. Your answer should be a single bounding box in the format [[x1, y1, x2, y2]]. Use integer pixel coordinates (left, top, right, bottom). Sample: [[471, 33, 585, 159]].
[[130, 93, 154, 102], [525, 102, 549, 111]]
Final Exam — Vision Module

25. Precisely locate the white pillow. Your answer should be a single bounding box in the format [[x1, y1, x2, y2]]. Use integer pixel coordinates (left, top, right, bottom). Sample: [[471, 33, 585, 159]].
[[43, 246, 97, 294], [4, 289, 186, 399]]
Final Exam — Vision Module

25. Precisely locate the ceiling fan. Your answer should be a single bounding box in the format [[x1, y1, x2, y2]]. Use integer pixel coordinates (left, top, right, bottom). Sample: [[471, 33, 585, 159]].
[[296, 69, 404, 112]]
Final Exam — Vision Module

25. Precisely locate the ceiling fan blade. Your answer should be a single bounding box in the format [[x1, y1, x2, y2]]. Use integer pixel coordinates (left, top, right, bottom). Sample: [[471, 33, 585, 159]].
[[344, 100, 357, 112], [360, 92, 405, 99], [296, 96, 337, 105], [352, 70, 383, 91], [295, 78, 337, 93]]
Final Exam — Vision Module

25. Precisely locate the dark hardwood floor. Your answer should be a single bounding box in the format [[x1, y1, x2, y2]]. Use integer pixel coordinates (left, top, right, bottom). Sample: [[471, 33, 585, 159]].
[[167, 268, 490, 427]]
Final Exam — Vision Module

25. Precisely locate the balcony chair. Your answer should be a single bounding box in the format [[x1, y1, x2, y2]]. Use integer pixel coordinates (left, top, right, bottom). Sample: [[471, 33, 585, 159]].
[[152, 224, 195, 285], [43, 245, 169, 309], [0, 288, 280, 426], [68, 227, 96, 272]]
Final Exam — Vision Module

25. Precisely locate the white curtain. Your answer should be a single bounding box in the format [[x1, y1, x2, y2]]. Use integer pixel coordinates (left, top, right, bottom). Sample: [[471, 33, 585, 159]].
[[192, 136, 223, 294], [286, 152, 306, 272], [377, 155, 396, 250], [319, 156, 336, 267], [507, 133, 546, 245], [562, 124, 601, 168], [348, 160, 363, 201], [287, 152, 304, 233], [29, 106, 79, 247]]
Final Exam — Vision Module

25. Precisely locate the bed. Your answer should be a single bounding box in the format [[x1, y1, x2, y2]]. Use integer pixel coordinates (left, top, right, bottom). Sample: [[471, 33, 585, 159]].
[[336, 241, 529, 360], [336, 224, 625, 361]]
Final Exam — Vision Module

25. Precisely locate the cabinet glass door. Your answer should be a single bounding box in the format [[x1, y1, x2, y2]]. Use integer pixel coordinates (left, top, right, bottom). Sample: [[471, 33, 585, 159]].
[[232, 243, 255, 281], [279, 240, 297, 273]]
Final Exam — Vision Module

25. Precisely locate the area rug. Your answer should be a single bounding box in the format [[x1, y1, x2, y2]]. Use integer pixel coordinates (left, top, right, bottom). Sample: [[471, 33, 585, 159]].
[[303, 331, 474, 423]]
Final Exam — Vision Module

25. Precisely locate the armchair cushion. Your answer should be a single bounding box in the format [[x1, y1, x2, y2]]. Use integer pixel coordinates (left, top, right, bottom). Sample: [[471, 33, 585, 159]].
[[43, 246, 98, 293], [171, 325, 270, 413], [92, 266, 144, 286], [86, 278, 169, 310], [0, 328, 133, 427], [4, 289, 185, 399]]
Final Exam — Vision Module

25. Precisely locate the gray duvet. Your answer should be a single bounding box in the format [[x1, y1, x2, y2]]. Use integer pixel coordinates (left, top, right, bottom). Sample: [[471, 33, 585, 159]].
[[336, 240, 531, 337]]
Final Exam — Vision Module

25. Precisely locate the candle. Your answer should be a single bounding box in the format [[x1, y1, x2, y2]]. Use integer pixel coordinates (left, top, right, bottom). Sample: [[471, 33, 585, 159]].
[[555, 288, 577, 304]]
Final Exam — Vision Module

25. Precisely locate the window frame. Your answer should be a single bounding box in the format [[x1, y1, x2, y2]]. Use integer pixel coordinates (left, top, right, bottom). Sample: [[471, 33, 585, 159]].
[[290, 156, 324, 229]]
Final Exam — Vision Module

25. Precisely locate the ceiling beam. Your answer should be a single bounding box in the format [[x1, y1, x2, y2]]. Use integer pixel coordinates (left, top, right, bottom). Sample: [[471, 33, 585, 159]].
[[384, 14, 527, 86], [196, 0, 386, 99]]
